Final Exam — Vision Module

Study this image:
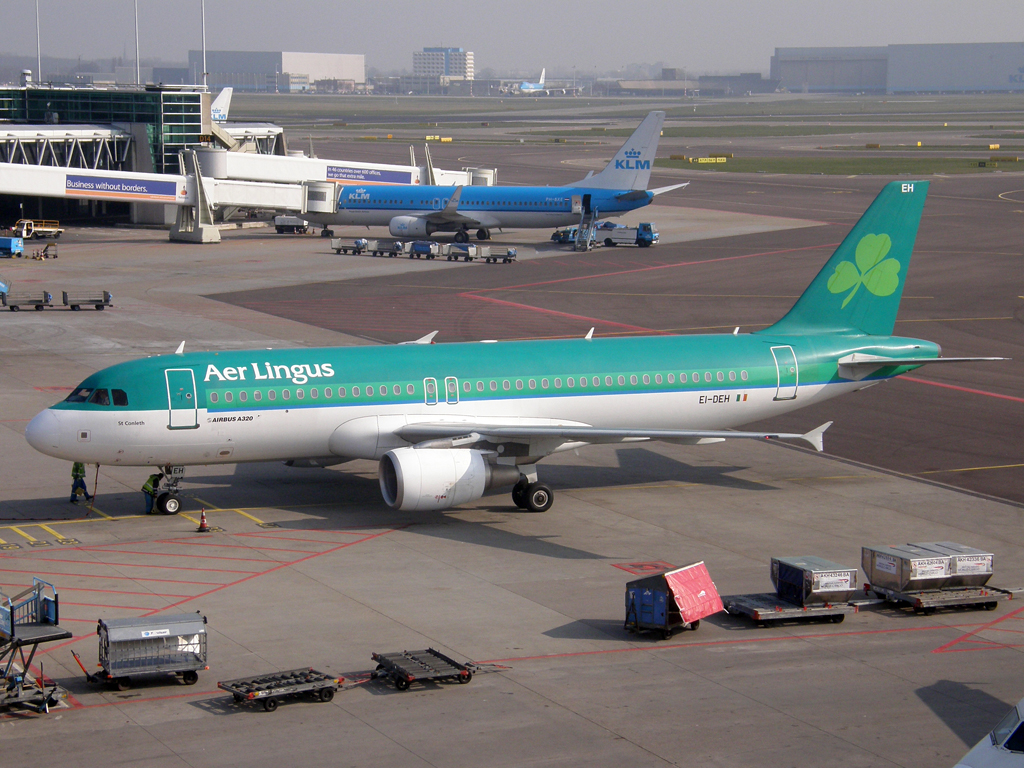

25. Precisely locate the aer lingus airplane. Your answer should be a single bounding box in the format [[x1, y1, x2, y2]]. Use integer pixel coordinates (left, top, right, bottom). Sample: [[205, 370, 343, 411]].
[[304, 110, 685, 242], [25, 180, 1001, 514]]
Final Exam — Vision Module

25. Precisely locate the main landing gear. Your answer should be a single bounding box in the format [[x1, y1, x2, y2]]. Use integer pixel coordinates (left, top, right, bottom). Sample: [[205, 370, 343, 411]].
[[476, 228, 490, 241], [453, 230, 470, 244], [511, 477, 553, 513]]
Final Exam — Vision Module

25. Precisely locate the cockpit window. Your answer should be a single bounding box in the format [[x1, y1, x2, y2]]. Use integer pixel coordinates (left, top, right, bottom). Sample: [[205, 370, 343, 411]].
[[65, 388, 93, 403], [991, 707, 1020, 747], [87, 389, 110, 406], [112, 389, 129, 406], [1004, 723, 1024, 753]]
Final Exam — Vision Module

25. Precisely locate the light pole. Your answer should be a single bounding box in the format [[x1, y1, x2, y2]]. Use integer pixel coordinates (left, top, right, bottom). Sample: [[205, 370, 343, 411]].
[[134, 0, 140, 84], [35, 0, 41, 82], [201, 0, 207, 88]]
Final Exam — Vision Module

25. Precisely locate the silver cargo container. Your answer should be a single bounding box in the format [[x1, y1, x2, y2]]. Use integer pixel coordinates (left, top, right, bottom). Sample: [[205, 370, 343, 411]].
[[770, 556, 858, 605], [862, 545, 951, 592], [908, 542, 994, 587]]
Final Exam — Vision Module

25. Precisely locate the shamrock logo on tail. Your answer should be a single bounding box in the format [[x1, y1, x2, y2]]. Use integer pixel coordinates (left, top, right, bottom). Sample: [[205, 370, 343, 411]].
[[827, 233, 901, 308]]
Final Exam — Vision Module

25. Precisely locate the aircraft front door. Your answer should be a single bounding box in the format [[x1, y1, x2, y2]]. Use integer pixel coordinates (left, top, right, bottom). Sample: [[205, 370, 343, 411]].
[[165, 368, 198, 429], [582, 193, 592, 214], [424, 377, 438, 406], [770, 346, 798, 401]]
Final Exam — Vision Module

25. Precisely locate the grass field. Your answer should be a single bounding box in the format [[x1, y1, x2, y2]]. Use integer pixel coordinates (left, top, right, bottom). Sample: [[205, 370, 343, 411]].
[[656, 157, 1005, 175]]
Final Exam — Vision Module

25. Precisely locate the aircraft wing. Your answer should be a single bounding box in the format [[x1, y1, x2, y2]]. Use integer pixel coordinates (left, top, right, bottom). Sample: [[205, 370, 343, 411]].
[[422, 186, 481, 226], [394, 421, 832, 452]]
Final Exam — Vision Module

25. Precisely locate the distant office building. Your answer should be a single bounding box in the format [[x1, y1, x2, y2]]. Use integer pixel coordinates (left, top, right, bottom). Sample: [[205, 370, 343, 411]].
[[413, 48, 474, 80], [187, 51, 365, 92], [771, 42, 1024, 93]]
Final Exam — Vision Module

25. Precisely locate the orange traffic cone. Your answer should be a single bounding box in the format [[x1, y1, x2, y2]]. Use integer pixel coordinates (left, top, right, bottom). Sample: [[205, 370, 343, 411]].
[[197, 508, 210, 533]]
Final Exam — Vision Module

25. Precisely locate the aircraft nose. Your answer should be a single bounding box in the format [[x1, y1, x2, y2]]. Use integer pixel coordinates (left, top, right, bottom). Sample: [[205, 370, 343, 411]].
[[25, 409, 62, 455]]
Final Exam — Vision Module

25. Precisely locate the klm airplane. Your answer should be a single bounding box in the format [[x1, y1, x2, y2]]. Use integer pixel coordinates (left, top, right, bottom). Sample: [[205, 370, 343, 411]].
[[25, 181, 1000, 515], [304, 111, 685, 243]]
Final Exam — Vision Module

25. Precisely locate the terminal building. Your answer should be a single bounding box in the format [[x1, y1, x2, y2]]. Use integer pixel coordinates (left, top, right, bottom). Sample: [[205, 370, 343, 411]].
[[771, 42, 1024, 93], [187, 51, 365, 93], [412, 48, 475, 80]]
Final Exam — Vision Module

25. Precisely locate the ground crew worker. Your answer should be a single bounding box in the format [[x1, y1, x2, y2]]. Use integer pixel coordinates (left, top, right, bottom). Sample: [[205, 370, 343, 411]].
[[142, 472, 164, 514], [70, 461, 92, 503]]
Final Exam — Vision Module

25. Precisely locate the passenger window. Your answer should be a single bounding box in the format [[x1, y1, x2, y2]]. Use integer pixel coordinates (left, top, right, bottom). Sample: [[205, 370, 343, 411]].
[[554, 378, 562, 388], [592, 377, 600, 387], [541, 378, 549, 389], [741, 370, 748, 381], [339, 387, 347, 397], [692, 372, 699, 382], [606, 376, 613, 386], [365, 386, 372, 397], [643, 374, 650, 385], [254, 390, 262, 401], [311, 389, 318, 399], [296, 389, 304, 400], [463, 381, 471, 392], [268, 390, 276, 401], [567, 378, 574, 388], [209, 392, 219, 404], [630, 375, 638, 385], [529, 379, 536, 389], [393, 385, 400, 395], [729, 371, 736, 382], [477, 381, 484, 392], [617, 375, 625, 386], [655, 374, 662, 385], [717, 371, 724, 382], [352, 387, 359, 397], [667, 373, 675, 384], [503, 381, 510, 391], [112, 389, 129, 406], [88, 389, 110, 406], [324, 388, 332, 398], [225, 392, 233, 403], [406, 384, 414, 395], [579, 377, 586, 388], [704, 372, 712, 383], [239, 391, 248, 402], [490, 381, 497, 391], [65, 388, 93, 403], [282, 390, 290, 400], [516, 380, 523, 390]]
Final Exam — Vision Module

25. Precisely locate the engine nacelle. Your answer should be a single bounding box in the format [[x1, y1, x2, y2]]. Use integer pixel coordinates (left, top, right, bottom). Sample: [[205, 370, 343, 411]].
[[389, 215, 432, 238], [378, 448, 521, 512]]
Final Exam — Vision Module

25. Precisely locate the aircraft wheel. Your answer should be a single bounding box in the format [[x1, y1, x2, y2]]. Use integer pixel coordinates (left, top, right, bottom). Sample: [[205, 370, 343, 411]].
[[476, 228, 490, 241], [454, 230, 469, 244], [525, 482, 553, 513], [156, 493, 180, 515], [511, 479, 529, 509]]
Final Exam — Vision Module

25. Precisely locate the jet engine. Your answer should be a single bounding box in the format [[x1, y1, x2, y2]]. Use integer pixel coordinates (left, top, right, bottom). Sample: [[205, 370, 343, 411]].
[[389, 215, 432, 238], [378, 448, 521, 512]]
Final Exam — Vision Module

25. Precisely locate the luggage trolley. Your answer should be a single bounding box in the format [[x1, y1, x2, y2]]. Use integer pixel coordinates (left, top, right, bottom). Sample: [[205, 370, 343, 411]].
[[370, 648, 473, 691], [218, 668, 343, 712], [96, 613, 208, 690], [0, 578, 71, 713]]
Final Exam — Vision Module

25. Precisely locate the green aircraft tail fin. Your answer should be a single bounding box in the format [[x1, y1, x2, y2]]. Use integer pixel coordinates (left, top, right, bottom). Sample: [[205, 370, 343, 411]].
[[759, 180, 929, 337]]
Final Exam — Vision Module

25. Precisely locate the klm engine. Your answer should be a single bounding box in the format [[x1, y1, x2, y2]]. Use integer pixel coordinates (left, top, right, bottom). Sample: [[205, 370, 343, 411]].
[[389, 216, 432, 238], [378, 448, 521, 512]]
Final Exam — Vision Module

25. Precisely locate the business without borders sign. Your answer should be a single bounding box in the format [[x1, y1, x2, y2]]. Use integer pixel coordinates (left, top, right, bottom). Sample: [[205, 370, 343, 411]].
[[65, 174, 184, 202]]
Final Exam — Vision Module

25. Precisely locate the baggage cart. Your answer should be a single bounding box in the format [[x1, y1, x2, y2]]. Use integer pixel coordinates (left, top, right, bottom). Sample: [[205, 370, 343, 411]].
[[331, 237, 369, 254], [771, 555, 858, 606], [370, 648, 473, 691], [445, 243, 477, 261], [63, 290, 112, 311], [96, 613, 208, 690], [410, 240, 443, 259], [723, 593, 858, 625], [624, 561, 723, 639], [481, 246, 517, 264], [0, 578, 71, 713], [218, 668, 343, 712], [2, 291, 52, 311], [866, 583, 1012, 615]]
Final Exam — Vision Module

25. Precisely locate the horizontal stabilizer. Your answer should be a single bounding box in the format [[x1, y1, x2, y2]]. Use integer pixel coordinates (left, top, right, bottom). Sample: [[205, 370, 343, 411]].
[[837, 353, 1008, 381], [650, 182, 689, 196]]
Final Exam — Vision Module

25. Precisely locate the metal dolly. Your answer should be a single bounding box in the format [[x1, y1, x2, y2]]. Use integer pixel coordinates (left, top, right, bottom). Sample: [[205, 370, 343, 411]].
[[218, 668, 343, 712], [867, 584, 1013, 614], [723, 593, 859, 626], [370, 648, 473, 691]]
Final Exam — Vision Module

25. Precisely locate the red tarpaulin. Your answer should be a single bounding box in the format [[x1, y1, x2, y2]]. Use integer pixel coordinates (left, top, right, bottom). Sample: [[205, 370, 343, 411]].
[[663, 561, 724, 623]]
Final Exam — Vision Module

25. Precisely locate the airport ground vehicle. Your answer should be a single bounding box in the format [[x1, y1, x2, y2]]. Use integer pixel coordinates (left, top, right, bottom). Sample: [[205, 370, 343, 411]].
[[370, 648, 473, 691], [0, 236, 24, 256], [95, 613, 208, 690], [13, 219, 63, 239], [602, 222, 659, 247], [1, 579, 70, 713], [409, 240, 443, 259], [274, 215, 309, 234], [331, 237, 405, 256], [219, 668, 343, 712], [63, 290, 112, 311], [3, 291, 52, 310]]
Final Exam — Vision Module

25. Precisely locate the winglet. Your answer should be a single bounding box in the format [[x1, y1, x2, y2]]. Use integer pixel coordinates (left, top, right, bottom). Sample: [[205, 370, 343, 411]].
[[585, 327, 594, 340], [799, 421, 832, 452], [443, 186, 463, 214], [174, 341, 185, 355], [400, 331, 439, 345]]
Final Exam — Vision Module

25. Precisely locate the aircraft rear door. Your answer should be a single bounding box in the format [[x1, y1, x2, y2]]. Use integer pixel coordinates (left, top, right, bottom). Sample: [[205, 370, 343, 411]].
[[770, 346, 798, 401], [165, 368, 198, 429]]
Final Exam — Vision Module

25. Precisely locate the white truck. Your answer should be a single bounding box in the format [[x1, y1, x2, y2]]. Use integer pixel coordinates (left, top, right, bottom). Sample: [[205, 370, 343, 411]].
[[274, 215, 309, 234], [601, 222, 659, 248]]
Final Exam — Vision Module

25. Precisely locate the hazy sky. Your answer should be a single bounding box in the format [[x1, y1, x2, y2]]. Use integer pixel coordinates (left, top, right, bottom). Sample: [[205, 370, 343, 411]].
[[7, 0, 1024, 76]]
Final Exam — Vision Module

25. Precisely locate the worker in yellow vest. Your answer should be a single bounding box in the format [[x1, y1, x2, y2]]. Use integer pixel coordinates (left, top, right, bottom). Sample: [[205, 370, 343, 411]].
[[70, 461, 92, 503], [142, 472, 164, 514]]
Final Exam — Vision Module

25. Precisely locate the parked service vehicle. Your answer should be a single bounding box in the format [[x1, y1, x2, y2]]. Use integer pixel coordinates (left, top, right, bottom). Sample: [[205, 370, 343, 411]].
[[274, 215, 309, 234], [0, 236, 24, 257], [13, 219, 63, 239], [602, 222, 659, 247], [551, 226, 596, 246], [409, 241, 443, 259], [955, 693, 1024, 767]]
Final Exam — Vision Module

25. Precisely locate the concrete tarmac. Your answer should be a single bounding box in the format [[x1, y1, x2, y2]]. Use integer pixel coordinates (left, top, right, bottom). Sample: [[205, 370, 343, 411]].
[[1, 144, 1022, 767]]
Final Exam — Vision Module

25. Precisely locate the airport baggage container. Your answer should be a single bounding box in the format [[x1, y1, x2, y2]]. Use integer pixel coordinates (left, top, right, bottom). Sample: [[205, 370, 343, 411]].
[[1, 578, 71, 713], [770, 555, 858, 606], [331, 237, 369, 254], [370, 648, 473, 691], [446, 243, 477, 261], [218, 668, 343, 712], [867, 583, 1012, 614], [409, 240, 443, 259], [2, 291, 52, 311], [624, 561, 723, 639], [862, 544, 951, 592], [723, 593, 858, 625], [0, 236, 23, 256], [479, 246, 517, 264], [96, 612, 208, 690], [908, 542, 994, 588], [63, 290, 112, 311], [365, 238, 405, 256]]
